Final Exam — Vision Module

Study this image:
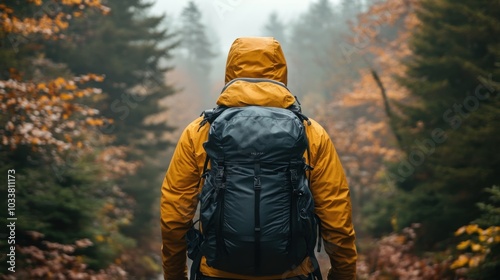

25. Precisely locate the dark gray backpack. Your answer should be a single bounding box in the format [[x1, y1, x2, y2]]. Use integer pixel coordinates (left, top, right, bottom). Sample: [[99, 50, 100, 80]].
[[188, 81, 322, 280]]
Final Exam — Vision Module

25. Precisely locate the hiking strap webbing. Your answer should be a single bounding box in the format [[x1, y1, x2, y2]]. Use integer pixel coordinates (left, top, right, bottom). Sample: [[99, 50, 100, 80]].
[[310, 254, 323, 280], [253, 162, 262, 272], [289, 169, 300, 263], [215, 165, 227, 257], [196, 156, 210, 190], [189, 250, 202, 280], [306, 144, 313, 186], [190, 156, 210, 280]]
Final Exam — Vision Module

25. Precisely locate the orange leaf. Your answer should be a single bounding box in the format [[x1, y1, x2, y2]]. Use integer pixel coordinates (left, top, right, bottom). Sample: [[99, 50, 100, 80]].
[[60, 93, 73, 100], [466, 224, 480, 235], [450, 254, 469, 269], [64, 82, 77, 90], [37, 83, 47, 90], [457, 240, 470, 250], [53, 77, 66, 88], [455, 226, 466, 236], [471, 243, 482, 252]]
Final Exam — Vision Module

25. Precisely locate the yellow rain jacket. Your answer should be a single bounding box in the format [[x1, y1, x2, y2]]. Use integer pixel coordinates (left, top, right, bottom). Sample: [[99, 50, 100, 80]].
[[161, 37, 357, 280]]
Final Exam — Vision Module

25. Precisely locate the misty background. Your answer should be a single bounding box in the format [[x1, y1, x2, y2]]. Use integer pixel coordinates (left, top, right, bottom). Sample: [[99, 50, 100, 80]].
[[1, 0, 499, 279], [156, 0, 366, 132]]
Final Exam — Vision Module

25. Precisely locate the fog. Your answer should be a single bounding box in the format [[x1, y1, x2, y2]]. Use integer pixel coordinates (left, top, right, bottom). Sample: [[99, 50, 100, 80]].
[[154, 0, 351, 116], [153, 0, 329, 50]]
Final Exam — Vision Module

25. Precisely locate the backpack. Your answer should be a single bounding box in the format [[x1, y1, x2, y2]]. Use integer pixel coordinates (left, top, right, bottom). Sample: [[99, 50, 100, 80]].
[[188, 86, 322, 280]]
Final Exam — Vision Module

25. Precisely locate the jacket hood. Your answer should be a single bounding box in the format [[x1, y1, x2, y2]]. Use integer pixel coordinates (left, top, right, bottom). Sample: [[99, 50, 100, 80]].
[[216, 78, 296, 108], [218, 37, 293, 108], [224, 37, 288, 85]]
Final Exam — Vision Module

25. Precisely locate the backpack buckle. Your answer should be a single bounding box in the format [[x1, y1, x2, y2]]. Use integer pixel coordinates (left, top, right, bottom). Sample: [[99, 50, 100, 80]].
[[290, 169, 298, 186], [215, 166, 225, 188], [254, 176, 261, 190], [304, 163, 314, 171]]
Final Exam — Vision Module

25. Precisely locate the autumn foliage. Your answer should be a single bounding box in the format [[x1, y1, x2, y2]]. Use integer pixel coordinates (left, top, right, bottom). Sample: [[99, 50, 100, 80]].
[[0, 71, 108, 154], [307, 0, 500, 278], [0, 0, 109, 38], [1, 0, 170, 278], [0, 231, 127, 280], [357, 224, 453, 280]]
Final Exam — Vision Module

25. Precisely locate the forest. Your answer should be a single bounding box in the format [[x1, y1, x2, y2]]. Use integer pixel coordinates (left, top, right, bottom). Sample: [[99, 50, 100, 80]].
[[0, 0, 499, 279]]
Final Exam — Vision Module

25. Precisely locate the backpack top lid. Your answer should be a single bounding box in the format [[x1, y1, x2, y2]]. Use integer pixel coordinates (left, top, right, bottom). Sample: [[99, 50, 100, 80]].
[[203, 105, 307, 164]]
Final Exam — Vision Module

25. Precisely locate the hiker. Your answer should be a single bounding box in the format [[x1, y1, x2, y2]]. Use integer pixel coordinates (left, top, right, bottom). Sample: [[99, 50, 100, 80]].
[[160, 37, 357, 280]]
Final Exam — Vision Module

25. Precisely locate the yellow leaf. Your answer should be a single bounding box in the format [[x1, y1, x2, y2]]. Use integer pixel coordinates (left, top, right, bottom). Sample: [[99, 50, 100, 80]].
[[37, 83, 47, 90], [53, 77, 66, 87], [60, 93, 73, 100], [471, 243, 482, 252], [86, 118, 104, 126], [450, 254, 469, 269], [455, 226, 466, 236], [469, 256, 483, 268], [457, 240, 470, 250], [483, 227, 493, 236], [29, 0, 43, 6], [465, 224, 479, 235], [95, 235, 104, 242], [65, 83, 77, 90], [38, 95, 49, 102]]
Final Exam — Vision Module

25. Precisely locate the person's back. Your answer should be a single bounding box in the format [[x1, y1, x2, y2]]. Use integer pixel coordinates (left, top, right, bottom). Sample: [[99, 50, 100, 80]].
[[160, 37, 357, 280]]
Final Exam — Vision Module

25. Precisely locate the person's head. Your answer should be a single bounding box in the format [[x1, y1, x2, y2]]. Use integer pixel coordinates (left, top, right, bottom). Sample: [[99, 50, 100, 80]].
[[225, 37, 287, 85]]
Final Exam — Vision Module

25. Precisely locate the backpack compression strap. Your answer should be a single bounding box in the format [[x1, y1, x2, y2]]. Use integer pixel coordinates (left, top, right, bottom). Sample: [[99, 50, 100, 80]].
[[188, 154, 209, 280], [198, 106, 228, 131], [288, 102, 323, 280]]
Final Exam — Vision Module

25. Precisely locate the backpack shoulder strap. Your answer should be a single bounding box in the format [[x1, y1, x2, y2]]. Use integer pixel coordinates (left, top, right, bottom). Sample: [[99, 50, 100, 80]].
[[287, 100, 311, 126], [190, 107, 228, 280], [198, 106, 228, 131], [195, 105, 227, 188], [287, 101, 314, 171]]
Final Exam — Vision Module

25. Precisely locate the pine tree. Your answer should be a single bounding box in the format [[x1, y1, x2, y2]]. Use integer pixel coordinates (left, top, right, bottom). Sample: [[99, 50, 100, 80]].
[[178, 1, 215, 107], [287, 0, 362, 109], [394, 0, 500, 246], [263, 12, 287, 47], [43, 1, 178, 276], [0, 0, 136, 273], [179, 1, 215, 73], [341, 0, 362, 23], [288, 0, 339, 100]]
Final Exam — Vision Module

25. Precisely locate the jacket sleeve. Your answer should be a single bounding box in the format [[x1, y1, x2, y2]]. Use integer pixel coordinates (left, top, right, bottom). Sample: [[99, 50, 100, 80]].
[[307, 122, 357, 280], [160, 127, 200, 280]]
